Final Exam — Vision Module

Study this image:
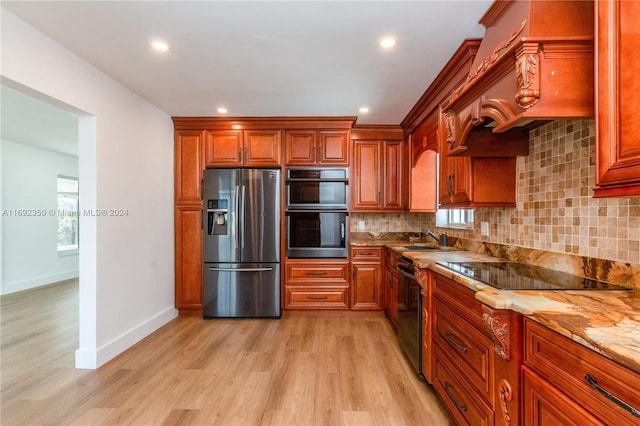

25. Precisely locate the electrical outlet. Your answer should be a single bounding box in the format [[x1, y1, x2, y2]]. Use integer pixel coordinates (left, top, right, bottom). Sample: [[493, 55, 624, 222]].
[[481, 221, 489, 236], [358, 220, 365, 231]]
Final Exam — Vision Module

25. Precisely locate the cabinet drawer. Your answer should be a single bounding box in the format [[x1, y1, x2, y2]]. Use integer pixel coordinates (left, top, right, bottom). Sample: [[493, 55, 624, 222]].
[[433, 349, 494, 426], [434, 298, 494, 404], [524, 319, 640, 424], [284, 286, 349, 309], [522, 366, 604, 426], [350, 246, 382, 262], [432, 272, 487, 332], [285, 261, 349, 284]]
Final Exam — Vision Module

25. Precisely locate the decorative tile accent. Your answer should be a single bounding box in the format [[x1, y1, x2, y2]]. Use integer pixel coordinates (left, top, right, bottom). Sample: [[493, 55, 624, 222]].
[[445, 119, 640, 265]]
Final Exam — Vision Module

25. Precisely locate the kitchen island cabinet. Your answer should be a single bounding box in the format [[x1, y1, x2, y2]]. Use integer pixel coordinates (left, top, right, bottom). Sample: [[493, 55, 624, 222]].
[[594, 0, 640, 197]]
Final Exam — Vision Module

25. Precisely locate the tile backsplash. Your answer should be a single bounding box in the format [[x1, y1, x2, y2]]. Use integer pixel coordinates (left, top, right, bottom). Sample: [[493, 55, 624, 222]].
[[353, 119, 640, 266]]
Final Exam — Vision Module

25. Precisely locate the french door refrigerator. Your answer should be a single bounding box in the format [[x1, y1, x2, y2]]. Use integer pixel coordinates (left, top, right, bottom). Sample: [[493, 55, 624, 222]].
[[202, 168, 281, 318]]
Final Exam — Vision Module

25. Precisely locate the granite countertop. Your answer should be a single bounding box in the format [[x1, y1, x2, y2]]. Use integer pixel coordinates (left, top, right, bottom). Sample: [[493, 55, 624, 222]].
[[356, 238, 640, 375]]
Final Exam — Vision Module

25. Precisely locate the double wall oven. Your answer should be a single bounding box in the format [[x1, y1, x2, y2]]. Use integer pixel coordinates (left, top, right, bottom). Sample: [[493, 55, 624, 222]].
[[285, 168, 349, 258]]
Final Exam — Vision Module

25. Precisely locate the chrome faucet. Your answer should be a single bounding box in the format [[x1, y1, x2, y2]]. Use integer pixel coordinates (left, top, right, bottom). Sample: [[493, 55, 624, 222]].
[[425, 230, 448, 247]]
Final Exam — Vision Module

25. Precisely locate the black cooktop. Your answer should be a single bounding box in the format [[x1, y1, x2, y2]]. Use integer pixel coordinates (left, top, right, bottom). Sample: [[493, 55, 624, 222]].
[[437, 261, 632, 291]]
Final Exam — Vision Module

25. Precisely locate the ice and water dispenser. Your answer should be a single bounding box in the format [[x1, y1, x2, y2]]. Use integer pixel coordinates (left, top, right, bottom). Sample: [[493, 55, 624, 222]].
[[206, 199, 228, 235]]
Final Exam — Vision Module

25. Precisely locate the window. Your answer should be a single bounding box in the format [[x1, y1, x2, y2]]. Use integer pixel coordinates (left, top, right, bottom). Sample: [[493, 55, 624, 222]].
[[57, 176, 79, 252], [436, 208, 474, 230]]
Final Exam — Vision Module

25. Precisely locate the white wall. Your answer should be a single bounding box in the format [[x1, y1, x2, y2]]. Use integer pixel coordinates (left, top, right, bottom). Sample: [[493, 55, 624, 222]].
[[1, 140, 79, 294], [1, 9, 177, 368]]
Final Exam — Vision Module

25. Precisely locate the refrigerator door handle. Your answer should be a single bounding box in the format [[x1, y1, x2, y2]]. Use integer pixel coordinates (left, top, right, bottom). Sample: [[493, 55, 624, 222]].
[[340, 222, 345, 239], [234, 185, 240, 247], [208, 267, 274, 272], [240, 185, 246, 249]]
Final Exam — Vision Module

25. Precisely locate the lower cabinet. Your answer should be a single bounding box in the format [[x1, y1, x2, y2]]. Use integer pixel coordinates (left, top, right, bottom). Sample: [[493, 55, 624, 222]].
[[431, 271, 522, 426], [523, 318, 640, 425], [283, 259, 350, 310], [350, 247, 383, 310], [522, 366, 603, 426], [383, 248, 401, 328]]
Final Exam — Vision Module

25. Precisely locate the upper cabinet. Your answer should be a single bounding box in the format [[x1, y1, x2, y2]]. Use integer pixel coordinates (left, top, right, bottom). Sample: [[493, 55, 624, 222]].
[[593, 0, 640, 197], [284, 129, 350, 166], [351, 127, 406, 212], [401, 40, 481, 211], [205, 129, 281, 167]]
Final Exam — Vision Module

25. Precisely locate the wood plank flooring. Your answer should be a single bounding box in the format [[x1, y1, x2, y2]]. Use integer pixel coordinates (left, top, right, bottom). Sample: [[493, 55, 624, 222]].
[[1, 280, 453, 425]]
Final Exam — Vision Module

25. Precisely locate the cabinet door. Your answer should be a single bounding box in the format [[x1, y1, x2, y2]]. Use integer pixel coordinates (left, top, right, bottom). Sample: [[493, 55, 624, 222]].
[[204, 130, 242, 166], [243, 130, 281, 166], [384, 268, 399, 327], [522, 366, 604, 426], [351, 262, 383, 310], [352, 140, 382, 210], [318, 130, 349, 165], [284, 130, 316, 165], [382, 140, 404, 210], [175, 205, 203, 313], [594, 0, 640, 197], [175, 130, 203, 203]]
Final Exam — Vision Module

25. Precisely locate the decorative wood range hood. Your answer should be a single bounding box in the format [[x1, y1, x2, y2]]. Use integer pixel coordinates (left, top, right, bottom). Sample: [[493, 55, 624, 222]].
[[442, 0, 594, 156]]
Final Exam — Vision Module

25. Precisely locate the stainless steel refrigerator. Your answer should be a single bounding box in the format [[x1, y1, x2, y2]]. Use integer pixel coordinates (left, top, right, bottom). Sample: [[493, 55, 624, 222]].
[[202, 168, 281, 318]]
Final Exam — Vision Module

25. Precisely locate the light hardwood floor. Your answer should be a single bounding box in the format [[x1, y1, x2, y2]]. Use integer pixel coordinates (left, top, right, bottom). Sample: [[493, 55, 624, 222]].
[[1, 280, 453, 425]]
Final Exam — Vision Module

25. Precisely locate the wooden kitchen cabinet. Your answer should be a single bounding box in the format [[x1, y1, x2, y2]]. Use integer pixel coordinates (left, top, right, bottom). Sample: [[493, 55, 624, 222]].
[[350, 247, 383, 310], [438, 127, 518, 208], [431, 271, 522, 425], [523, 318, 640, 425], [175, 130, 204, 203], [284, 129, 350, 166], [283, 259, 350, 310], [174, 129, 205, 314], [205, 129, 281, 167], [384, 248, 401, 328], [351, 139, 404, 211], [416, 269, 433, 383], [594, 0, 640, 197], [522, 366, 604, 426]]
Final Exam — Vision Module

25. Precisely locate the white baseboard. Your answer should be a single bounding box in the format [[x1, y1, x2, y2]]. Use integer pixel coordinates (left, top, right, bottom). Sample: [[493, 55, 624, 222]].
[[75, 306, 178, 369], [1, 270, 79, 295]]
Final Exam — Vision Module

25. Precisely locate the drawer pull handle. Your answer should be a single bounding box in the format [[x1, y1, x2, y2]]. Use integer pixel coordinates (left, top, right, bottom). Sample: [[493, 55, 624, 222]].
[[445, 330, 468, 354], [360, 252, 373, 256], [306, 296, 328, 300], [306, 272, 328, 275], [584, 374, 640, 418], [444, 381, 467, 412]]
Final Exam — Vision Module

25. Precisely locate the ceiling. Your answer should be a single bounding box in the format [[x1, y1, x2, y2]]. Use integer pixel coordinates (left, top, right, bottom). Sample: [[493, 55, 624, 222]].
[[1, 0, 492, 128], [1, 84, 79, 156]]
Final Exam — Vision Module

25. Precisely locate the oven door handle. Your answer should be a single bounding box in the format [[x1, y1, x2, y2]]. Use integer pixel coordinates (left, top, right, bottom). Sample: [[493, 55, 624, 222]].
[[397, 264, 415, 279]]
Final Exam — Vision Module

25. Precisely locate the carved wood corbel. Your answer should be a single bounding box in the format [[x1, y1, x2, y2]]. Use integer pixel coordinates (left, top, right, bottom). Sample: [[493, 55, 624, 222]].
[[515, 43, 541, 109], [483, 312, 510, 360], [444, 110, 456, 147]]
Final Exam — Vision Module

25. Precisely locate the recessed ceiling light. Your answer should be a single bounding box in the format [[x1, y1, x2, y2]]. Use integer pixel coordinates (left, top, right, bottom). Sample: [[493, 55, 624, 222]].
[[217, 107, 228, 114], [379, 37, 396, 49], [359, 107, 370, 113], [151, 40, 169, 52]]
